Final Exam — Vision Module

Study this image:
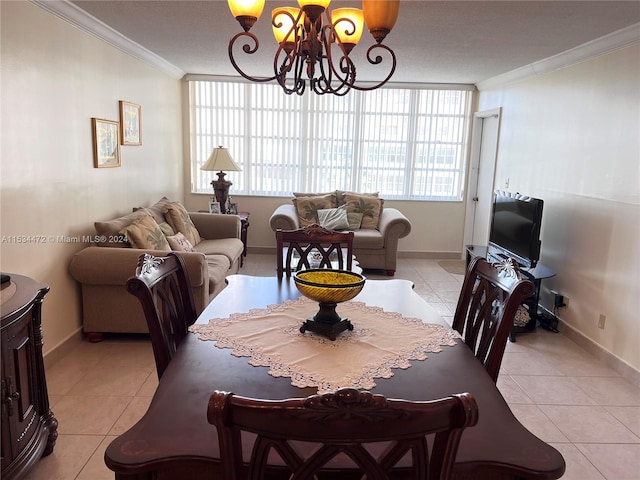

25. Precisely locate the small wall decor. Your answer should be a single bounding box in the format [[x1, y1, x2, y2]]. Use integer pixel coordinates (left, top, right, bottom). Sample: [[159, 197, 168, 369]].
[[92, 118, 121, 168], [119, 100, 142, 145], [209, 201, 221, 214]]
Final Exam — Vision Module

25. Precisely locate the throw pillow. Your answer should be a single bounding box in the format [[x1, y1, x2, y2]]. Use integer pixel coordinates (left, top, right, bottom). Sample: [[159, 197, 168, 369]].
[[346, 212, 364, 230], [166, 232, 196, 252], [119, 214, 171, 251], [292, 194, 337, 227], [336, 190, 379, 206], [293, 191, 338, 206], [317, 207, 350, 230], [158, 222, 175, 236], [163, 202, 201, 246], [94, 208, 153, 248], [343, 193, 384, 230]]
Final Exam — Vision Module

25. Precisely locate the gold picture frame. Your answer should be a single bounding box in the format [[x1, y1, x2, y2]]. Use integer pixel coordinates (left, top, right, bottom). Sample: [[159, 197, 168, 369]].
[[119, 100, 142, 145], [92, 118, 121, 168]]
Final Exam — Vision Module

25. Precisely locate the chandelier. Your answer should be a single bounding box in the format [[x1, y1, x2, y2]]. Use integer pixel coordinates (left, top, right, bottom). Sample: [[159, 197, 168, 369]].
[[227, 0, 399, 96]]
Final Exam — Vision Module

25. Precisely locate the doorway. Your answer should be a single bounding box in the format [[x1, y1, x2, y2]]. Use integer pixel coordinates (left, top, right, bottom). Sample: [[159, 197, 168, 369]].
[[463, 108, 502, 249]]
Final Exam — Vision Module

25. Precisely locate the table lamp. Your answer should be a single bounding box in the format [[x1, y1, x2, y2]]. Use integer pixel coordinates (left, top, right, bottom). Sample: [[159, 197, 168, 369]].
[[200, 146, 241, 213]]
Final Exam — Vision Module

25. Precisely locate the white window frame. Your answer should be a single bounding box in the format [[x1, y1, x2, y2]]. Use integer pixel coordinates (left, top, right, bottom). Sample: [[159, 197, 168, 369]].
[[189, 77, 473, 201]]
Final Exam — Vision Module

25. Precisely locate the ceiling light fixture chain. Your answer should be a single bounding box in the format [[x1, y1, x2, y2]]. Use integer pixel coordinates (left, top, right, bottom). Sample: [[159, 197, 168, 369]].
[[227, 0, 399, 96]]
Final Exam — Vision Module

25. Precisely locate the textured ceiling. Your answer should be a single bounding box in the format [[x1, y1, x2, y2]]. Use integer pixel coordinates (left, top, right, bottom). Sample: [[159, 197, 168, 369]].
[[71, 1, 640, 85]]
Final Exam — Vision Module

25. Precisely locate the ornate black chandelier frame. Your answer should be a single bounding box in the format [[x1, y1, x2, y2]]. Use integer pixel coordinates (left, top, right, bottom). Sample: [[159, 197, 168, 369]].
[[228, 6, 397, 96]]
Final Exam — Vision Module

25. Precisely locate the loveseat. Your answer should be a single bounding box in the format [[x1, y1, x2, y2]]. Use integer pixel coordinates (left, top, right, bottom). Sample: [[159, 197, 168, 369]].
[[269, 191, 411, 276], [69, 197, 244, 341]]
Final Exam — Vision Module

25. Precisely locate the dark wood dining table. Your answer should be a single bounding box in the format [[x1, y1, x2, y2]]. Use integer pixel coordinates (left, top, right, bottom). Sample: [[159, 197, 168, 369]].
[[105, 275, 565, 480]]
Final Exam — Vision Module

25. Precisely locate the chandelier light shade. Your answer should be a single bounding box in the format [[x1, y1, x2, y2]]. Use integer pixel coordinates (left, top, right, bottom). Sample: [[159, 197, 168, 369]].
[[226, 0, 399, 96], [331, 8, 364, 51], [200, 146, 242, 213]]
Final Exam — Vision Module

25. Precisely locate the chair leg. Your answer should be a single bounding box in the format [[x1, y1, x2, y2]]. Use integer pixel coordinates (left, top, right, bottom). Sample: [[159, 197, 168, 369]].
[[86, 332, 104, 343]]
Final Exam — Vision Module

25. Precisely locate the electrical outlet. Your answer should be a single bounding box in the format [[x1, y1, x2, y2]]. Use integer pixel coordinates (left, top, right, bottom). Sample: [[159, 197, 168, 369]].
[[551, 290, 568, 308], [598, 314, 606, 329]]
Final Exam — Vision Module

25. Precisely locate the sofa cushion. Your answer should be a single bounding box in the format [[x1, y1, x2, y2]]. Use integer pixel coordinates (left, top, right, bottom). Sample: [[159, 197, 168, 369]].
[[119, 214, 171, 251], [167, 232, 196, 252], [204, 254, 232, 295], [292, 194, 337, 227], [196, 238, 244, 266], [163, 202, 202, 246], [343, 193, 384, 230]]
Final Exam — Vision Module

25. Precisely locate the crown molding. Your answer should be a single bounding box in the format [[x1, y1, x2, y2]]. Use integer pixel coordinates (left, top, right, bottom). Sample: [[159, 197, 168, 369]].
[[477, 22, 640, 91], [31, 0, 185, 80]]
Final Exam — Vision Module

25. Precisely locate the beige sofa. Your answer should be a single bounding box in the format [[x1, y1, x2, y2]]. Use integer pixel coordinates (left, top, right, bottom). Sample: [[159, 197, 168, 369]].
[[69, 198, 244, 341], [269, 191, 411, 276]]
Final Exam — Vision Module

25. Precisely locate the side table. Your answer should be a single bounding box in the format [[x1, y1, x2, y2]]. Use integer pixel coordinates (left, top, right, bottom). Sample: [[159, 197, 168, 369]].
[[465, 245, 556, 341], [238, 212, 250, 267], [1, 274, 58, 479]]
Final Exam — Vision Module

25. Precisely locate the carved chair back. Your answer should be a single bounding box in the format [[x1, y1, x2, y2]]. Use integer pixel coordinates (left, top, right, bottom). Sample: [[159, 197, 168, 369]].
[[452, 256, 535, 383], [126, 252, 197, 380], [276, 224, 354, 279], [208, 387, 478, 480]]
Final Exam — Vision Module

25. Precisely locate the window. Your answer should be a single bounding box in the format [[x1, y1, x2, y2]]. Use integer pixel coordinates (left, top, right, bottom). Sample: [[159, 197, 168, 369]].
[[189, 79, 472, 201]]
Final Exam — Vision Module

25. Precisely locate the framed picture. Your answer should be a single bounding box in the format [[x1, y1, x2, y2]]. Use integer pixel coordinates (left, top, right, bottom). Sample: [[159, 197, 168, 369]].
[[92, 118, 121, 168], [228, 203, 238, 215], [209, 201, 221, 214], [119, 100, 141, 145]]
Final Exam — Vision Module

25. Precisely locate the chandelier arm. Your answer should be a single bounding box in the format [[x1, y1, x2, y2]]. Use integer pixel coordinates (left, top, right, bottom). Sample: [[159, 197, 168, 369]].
[[277, 43, 306, 95], [226, 5, 398, 95], [350, 43, 397, 91], [272, 10, 307, 95], [228, 31, 278, 83], [312, 24, 354, 95]]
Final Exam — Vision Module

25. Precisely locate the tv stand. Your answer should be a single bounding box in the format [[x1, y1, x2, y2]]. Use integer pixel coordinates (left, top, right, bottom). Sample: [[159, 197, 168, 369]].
[[465, 245, 556, 341]]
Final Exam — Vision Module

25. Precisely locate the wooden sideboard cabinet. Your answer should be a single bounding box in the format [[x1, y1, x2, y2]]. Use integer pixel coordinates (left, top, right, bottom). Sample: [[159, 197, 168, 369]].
[[1, 273, 58, 479]]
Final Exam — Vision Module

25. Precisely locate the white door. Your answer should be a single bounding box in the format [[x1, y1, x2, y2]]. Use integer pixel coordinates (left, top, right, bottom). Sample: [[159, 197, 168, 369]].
[[463, 108, 502, 248]]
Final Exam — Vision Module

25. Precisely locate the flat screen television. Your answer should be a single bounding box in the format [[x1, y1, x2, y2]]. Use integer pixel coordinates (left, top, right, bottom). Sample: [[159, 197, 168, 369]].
[[488, 191, 544, 269]]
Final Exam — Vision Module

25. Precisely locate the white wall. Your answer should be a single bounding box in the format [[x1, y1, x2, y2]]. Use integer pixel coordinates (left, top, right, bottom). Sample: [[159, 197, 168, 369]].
[[184, 193, 466, 256], [477, 44, 640, 371], [0, 2, 183, 355]]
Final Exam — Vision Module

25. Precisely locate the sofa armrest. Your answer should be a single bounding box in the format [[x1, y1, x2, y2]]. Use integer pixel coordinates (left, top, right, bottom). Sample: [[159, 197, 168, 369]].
[[69, 246, 207, 288], [189, 212, 241, 240], [269, 204, 299, 231], [378, 208, 412, 241]]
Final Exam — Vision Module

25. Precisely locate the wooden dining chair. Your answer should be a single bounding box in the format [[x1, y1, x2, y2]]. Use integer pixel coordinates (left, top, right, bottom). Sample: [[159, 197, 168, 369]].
[[126, 252, 197, 380], [452, 256, 536, 383], [208, 387, 478, 480], [276, 224, 354, 279]]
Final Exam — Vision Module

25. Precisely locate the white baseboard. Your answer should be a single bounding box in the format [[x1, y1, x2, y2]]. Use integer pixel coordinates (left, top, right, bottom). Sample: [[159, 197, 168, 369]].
[[557, 319, 640, 388], [43, 327, 83, 369]]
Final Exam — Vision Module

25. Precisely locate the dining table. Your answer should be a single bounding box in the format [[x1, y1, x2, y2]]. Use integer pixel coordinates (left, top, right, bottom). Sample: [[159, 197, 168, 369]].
[[104, 274, 565, 480]]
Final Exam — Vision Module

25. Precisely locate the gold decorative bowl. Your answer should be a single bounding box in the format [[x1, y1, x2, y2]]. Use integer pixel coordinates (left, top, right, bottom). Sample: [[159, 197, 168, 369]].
[[293, 269, 366, 340]]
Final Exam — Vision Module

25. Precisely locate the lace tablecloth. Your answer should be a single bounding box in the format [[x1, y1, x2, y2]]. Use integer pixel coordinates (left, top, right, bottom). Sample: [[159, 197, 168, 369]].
[[189, 296, 460, 393]]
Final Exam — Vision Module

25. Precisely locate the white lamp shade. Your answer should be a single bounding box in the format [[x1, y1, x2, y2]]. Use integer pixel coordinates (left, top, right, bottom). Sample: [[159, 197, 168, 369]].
[[201, 146, 242, 172]]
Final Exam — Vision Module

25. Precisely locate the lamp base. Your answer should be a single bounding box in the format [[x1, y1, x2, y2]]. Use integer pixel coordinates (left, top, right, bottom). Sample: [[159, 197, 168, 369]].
[[211, 171, 232, 213]]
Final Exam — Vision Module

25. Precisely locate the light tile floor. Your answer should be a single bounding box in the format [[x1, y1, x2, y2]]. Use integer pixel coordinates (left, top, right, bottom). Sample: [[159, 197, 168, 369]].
[[27, 255, 640, 479]]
